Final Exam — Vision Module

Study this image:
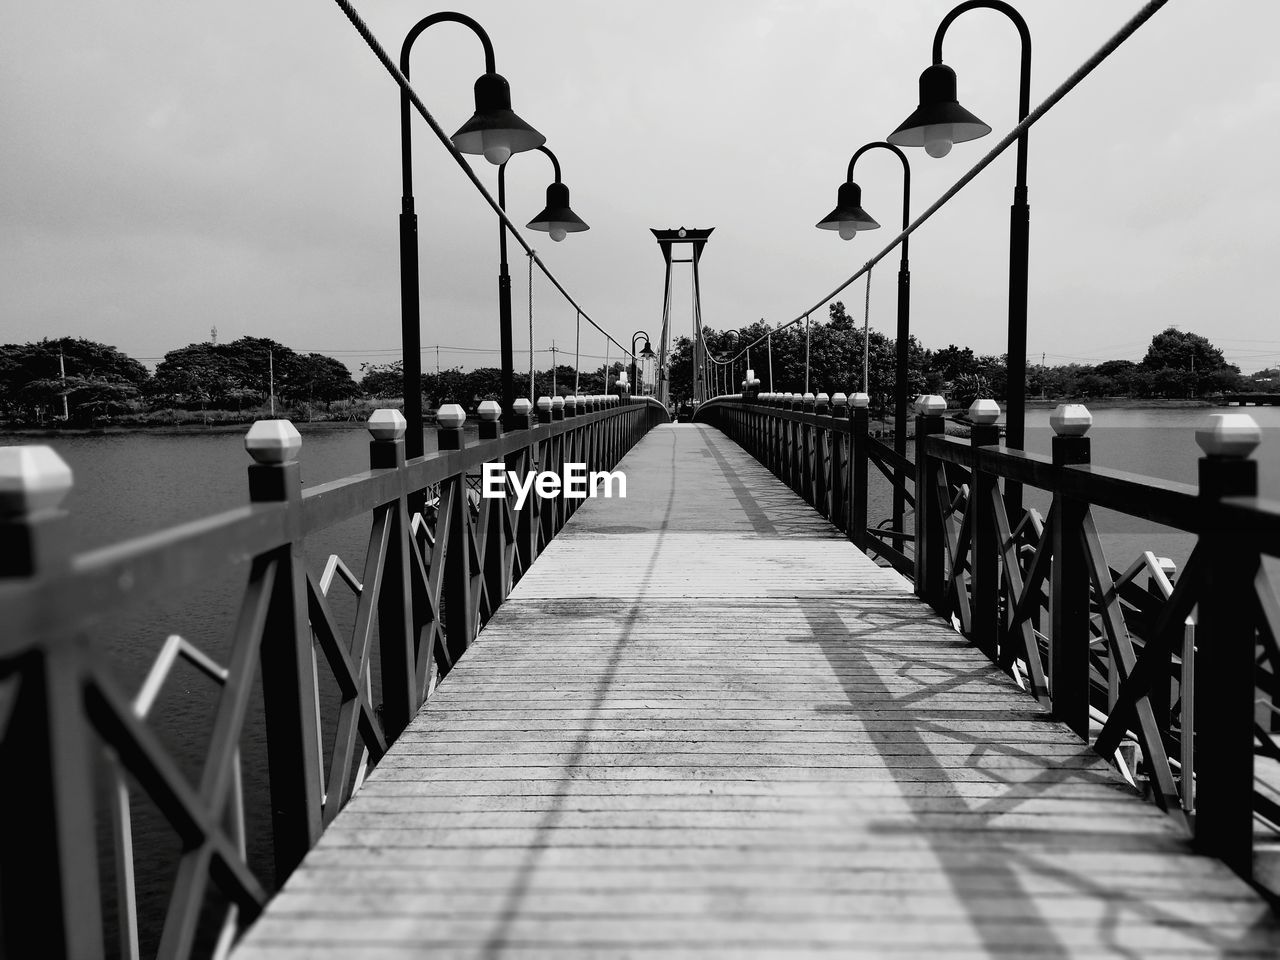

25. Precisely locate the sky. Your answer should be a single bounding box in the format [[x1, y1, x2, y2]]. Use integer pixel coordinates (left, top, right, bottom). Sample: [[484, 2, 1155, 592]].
[[3, 1, 1280, 383]]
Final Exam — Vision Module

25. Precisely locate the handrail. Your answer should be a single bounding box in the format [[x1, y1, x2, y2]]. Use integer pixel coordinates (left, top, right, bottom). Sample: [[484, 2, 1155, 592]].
[[697, 395, 1280, 883]]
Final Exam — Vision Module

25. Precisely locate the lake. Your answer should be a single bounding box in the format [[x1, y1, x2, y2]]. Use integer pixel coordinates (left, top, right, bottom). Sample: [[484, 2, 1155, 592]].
[[3, 405, 1279, 954]]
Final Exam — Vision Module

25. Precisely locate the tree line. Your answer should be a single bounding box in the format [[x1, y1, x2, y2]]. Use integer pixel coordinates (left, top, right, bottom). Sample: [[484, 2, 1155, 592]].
[[0, 320, 1264, 425], [668, 304, 1259, 410], [0, 335, 627, 426]]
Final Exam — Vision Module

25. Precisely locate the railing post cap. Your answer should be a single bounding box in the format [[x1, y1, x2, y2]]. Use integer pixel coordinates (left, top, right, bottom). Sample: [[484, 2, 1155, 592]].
[[803, 392, 815, 402], [513, 397, 533, 416], [830, 392, 848, 407], [1195, 412, 1261, 458], [555, 396, 568, 410], [851, 392, 870, 408], [967, 398, 1001, 425], [0, 445, 74, 517], [536, 396, 553, 412], [477, 399, 502, 422], [367, 408, 407, 441], [245, 419, 302, 464], [1049, 403, 1092, 437], [436, 403, 466, 429], [816, 391, 830, 403], [920, 395, 946, 415]]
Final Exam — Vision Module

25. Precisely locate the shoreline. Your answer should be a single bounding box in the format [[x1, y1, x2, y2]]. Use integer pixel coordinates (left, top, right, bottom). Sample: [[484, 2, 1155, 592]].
[[0, 398, 1228, 438]]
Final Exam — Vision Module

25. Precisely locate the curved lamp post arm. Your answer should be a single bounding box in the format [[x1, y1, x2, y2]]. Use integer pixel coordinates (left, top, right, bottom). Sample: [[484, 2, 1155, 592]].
[[933, 0, 1031, 189], [497, 144, 563, 205], [400, 13, 497, 200], [848, 142, 911, 261]]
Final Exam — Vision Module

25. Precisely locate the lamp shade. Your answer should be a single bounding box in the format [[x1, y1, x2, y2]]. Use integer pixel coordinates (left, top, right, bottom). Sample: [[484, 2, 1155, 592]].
[[816, 181, 881, 239], [639, 339, 655, 359], [887, 64, 991, 158], [527, 181, 589, 242], [451, 72, 546, 165]]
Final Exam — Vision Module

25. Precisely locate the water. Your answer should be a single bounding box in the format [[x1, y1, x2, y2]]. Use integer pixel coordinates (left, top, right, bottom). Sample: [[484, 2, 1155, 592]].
[[4, 407, 1280, 952]]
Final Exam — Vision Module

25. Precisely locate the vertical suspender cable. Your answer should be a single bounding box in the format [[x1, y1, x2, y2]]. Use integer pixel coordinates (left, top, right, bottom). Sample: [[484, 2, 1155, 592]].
[[804, 314, 811, 395], [767, 333, 774, 391], [524, 252, 535, 401], [863, 266, 873, 395], [574, 309, 581, 395]]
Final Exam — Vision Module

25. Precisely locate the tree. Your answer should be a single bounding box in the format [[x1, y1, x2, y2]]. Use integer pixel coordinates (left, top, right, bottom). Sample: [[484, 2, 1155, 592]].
[[279, 353, 358, 406], [150, 343, 241, 408], [360, 361, 403, 398], [1139, 328, 1241, 397], [0, 338, 149, 422]]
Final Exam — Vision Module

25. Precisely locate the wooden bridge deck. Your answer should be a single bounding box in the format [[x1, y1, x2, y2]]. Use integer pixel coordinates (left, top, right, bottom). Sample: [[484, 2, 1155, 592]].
[[233, 424, 1280, 959]]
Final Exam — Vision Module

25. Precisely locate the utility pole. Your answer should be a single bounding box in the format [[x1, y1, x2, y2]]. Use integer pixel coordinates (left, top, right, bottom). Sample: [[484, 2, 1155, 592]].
[[58, 342, 69, 420], [550, 340, 558, 396], [269, 349, 275, 416], [1041, 352, 1046, 399]]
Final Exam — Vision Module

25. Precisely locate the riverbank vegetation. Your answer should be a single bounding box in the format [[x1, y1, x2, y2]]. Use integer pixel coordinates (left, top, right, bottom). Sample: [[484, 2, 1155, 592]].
[[0, 316, 1270, 426], [670, 305, 1266, 410]]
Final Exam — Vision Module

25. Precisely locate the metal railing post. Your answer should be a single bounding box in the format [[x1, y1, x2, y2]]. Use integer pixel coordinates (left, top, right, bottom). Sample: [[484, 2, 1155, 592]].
[[1049, 404, 1092, 740], [436, 405, 475, 663], [914, 397, 947, 607], [969, 399, 1003, 661], [369, 409, 417, 738], [245, 420, 324, 883], [851, 393, 870, 551], [1193, 414, 1262, 875], [0, 446, 104, 960]]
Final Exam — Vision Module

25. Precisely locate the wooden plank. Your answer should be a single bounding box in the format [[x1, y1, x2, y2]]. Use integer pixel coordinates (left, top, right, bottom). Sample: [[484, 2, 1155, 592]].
[[232, 424, 1280, 959]]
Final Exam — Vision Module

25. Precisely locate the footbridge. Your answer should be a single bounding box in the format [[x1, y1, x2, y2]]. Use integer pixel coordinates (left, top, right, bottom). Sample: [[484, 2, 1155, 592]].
[[4, 395, 1280, 958]]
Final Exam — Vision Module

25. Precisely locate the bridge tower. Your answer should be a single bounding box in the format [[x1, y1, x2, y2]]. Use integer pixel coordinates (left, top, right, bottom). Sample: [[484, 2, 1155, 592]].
[[652, 227, 713, 406]]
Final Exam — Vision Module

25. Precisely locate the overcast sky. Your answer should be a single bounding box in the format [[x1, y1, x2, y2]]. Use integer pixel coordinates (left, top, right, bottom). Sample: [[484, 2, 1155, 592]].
[[4, 1, 1279, 382]]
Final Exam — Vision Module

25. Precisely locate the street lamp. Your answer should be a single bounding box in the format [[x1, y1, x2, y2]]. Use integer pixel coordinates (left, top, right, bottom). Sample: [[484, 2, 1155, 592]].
[[888, 0, 1031, 508], [816, 141, 912, 546], [631, 331, 654, 397], [399, 12, 545, 459], [497, 145, 588, 418]]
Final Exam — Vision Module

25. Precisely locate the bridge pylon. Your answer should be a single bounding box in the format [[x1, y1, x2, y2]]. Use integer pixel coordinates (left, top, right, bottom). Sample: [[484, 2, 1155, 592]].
[[652, 227, 713, 407]]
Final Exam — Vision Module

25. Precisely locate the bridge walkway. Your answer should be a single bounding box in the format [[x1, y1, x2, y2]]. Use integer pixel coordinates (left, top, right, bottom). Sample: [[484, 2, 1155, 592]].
[[233, 423, 1280, 958]]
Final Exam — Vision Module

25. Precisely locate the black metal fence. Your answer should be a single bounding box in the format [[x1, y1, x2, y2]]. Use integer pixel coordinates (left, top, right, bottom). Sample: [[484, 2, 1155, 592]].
[[697, 392, 1280, 882], [0, 396, 667, 959]]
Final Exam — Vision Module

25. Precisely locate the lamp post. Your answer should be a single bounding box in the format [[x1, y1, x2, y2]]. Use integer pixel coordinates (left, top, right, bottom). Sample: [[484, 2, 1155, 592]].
[[630, 331, 654, 397], [888, 0, 1030, 512], [398, 12, 545, 459], [497, 145, 589, 420], [816, 141, 911, 544]]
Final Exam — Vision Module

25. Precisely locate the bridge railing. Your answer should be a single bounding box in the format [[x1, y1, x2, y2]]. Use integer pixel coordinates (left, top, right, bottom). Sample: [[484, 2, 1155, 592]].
[[696, 392, 1279, 882], [0, 395, 667, 959]]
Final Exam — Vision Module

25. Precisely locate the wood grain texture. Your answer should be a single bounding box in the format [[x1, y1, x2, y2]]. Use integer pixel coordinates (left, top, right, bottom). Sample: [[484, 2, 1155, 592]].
[[233, 425, 1279, 959]]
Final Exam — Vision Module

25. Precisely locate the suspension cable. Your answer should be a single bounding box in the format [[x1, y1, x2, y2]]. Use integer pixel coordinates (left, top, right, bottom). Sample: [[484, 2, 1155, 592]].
[[719, 0, 1169, 363], [329, 0, 638, 363]]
